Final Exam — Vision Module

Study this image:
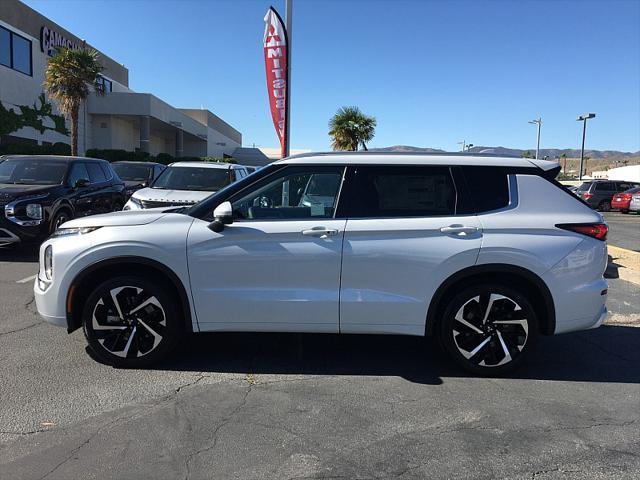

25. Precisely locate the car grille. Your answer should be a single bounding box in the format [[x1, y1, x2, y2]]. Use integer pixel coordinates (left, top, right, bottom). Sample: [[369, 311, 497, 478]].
[[140, 199, 195, 209]]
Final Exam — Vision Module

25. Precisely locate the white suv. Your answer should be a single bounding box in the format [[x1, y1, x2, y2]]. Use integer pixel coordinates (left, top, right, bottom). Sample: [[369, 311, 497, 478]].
[[35, 153, 608, 374], [123, 161, 249, 210]]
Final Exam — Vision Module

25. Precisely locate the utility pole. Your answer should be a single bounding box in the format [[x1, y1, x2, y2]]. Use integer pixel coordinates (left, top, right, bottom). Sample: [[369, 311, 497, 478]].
[[457, 141, 466, 152], [284, 0, 292, 157], [577, 113, 596, 180], [528, 118, 542, 160]]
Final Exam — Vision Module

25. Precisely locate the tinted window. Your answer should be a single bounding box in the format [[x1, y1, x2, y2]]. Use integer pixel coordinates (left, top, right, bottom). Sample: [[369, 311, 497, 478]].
[[86, 163, 106, 183], [350, 166, 455, 217], [153, 166, 231, 191], [100, 163, 114, 180], [576, 182, 592, 192], [0, 158, 67, 185], [67, 163, 90, 186], [112, 163, 152, 182], [230, 166, 343, 220], [461, 166, 510, 213], [0, 28, 9, 67], [12, 34, 31, 75], [595, 182, 614, 192]]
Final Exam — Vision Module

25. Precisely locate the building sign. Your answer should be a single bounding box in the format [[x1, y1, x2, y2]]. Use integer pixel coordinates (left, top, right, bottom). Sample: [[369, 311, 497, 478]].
[[40, 26, 79, 56], [263, 7, 288, 158]]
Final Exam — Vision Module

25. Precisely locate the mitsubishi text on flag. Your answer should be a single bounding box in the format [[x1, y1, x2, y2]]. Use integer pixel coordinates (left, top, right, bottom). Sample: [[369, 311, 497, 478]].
[[263, 7, 288, 158]]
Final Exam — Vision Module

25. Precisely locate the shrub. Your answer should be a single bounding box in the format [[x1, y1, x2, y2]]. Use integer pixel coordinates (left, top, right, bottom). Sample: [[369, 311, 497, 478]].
[[0, 141, 71, 156]]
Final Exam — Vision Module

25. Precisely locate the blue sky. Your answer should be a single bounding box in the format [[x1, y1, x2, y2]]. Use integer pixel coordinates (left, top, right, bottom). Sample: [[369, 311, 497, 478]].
[[24, 0, 640, 152]]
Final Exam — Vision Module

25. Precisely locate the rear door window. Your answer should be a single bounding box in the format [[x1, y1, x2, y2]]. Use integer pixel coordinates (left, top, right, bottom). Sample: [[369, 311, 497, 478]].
[[349, 166, 456, 217], [460, 166, 510, 213], [595, 182, 614, 192], [67, 163, 90, 186]]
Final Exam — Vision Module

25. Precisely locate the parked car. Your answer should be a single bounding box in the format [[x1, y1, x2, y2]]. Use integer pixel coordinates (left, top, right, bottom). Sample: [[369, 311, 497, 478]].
[[123, 161, 249, 210], [35, 153, 609, 375], [611, 187, 640, 214], [111, 161, 165, 201], [630, 192, 640, 213], [0, 155, 124, 246], [575, 180, 640, 211]]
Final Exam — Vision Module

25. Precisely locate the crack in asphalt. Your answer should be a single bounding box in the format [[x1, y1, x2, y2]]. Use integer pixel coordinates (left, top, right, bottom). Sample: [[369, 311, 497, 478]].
[[182, 383, 253, 480], [0, 321, 43, 337]]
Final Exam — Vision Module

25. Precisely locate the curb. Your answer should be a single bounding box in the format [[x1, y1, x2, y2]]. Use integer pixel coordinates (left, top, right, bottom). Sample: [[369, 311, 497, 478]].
[[608, 245, 640, 258]]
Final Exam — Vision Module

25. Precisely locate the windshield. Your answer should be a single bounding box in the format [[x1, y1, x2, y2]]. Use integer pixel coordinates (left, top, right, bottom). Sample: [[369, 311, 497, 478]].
[[152, 166, 231, 191], [0, 158, 67, 185], [576, 182, 592, 192], [112, 163, 152, 182]]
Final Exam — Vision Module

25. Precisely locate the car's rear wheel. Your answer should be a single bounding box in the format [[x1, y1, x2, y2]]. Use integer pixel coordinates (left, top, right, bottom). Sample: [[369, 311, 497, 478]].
[[439, 284, 538, 375], [82, 276, 182, 367], [598, 200, 611, 212]]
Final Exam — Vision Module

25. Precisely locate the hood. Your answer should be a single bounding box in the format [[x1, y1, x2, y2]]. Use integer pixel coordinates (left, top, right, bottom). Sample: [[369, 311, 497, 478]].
[[132, 187, 214, 204], [0, 184, 57, 201], [62, 209, 171, 229]]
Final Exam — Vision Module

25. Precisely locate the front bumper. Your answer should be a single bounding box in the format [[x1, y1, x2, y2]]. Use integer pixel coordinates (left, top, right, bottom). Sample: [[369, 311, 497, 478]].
[[0, 216, 48, 244]]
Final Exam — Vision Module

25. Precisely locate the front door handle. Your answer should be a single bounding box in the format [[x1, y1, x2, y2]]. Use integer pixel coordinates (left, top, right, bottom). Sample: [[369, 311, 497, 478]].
[[440, 225, 480, 235], [302, 227, 339, 238]]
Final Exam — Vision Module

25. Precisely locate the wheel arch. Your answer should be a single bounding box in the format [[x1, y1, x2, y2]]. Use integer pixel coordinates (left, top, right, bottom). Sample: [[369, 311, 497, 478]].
[[65, 256, 193, 334], [425, 263, 556, 337]]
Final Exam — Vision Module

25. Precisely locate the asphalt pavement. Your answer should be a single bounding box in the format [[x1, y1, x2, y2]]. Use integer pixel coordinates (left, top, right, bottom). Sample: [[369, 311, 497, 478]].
[[0, 244, 639, 479], [603, 211, 639, 251]]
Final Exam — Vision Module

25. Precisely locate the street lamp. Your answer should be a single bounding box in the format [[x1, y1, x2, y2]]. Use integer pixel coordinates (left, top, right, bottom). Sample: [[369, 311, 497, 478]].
[[457, 141, 466, 152], [466, 143, 474, 151], [577, 113, 596, 180], [528, 118, 542, 160]]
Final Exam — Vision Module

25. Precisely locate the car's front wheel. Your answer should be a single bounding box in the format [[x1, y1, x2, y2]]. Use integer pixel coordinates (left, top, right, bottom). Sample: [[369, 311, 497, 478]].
[[82, 276, 183, 367], [439, 285, 538, 375]]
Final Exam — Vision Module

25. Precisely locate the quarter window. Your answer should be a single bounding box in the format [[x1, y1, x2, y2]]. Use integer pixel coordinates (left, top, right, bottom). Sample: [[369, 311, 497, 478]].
[[349, 166, 456, 217], [0, 26, 32, 75], [230, 166, 344, 220], [461, 166, 510, 213]]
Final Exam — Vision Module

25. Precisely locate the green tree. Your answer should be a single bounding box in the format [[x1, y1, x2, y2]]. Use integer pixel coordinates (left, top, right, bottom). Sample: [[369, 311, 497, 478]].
[[522, 150, 532, 158], [43, 47, 103, 156], [328, 106, 377, 151]]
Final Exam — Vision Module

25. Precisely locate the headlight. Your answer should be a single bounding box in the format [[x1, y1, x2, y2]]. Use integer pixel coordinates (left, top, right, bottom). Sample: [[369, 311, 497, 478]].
[[26, 203, 43, 220], [50, 226, 102, 238], [124, 197, 142, 211], [44, 245, 53, 280]]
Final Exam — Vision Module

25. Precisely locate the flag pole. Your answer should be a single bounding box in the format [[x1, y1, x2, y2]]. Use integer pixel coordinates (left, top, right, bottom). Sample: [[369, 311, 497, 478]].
[[284, 0, 292, 158]]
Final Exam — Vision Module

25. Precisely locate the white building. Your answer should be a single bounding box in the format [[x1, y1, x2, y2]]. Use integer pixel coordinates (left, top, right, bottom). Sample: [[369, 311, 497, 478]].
[[0, 0, 241, 157]]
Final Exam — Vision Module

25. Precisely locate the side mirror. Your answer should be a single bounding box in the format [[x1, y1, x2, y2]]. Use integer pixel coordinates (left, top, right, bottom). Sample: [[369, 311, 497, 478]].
[[207, 201, 233, 233], [74, 178, 89, 188]]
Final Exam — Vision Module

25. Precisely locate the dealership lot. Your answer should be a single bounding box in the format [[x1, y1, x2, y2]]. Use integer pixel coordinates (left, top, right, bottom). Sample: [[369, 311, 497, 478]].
[[0, 225, 638, 479]]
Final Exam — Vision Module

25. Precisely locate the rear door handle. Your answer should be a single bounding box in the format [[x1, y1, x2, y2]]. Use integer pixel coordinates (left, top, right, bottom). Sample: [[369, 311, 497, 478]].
[[440, 225, 480, 235], [302, 227, 339, 238]]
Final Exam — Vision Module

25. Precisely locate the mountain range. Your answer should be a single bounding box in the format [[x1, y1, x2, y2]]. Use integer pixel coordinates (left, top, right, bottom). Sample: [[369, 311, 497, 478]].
[[370, 145, 640, 160]]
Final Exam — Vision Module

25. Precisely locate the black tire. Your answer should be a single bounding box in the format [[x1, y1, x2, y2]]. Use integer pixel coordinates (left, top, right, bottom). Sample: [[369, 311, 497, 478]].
[[598, 200, 611, 212], [439, 284, 538, 376], [50, 209, 72, 234], [82, 275, 183, 368]]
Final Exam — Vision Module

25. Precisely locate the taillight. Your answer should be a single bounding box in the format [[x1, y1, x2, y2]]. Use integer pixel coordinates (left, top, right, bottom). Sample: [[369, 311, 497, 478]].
[[582, 193, 593, 199], [556, 223, 608, 240]]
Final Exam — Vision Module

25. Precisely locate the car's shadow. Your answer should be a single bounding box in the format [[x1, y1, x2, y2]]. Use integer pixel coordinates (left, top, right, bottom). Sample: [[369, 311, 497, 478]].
[[91, 324, 640, 385], [0, 245, 39, 262]]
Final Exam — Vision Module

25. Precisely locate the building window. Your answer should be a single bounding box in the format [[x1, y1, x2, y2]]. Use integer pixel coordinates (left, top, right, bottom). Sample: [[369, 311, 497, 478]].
[[95, 76, 112, 93], [0, 26, 32, 76]]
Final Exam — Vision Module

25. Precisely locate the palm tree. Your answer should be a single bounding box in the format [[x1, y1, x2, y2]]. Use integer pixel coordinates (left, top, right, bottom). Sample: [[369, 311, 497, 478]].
[[329, 106, 377, 151], [43, 47, 104, 156]]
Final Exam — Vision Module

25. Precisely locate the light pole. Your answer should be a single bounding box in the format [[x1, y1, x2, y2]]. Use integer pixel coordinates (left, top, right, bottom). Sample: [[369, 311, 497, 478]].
[[528, 117, 542, 160], [577, 113, 596, 180], [457, 140, 466, 152], [466, 143, 474, 152]]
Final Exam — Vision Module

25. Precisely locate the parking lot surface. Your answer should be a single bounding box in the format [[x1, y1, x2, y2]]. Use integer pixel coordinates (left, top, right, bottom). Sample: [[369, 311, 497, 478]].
[[603, 211, 640, 252], [1, 241, 639, 479]]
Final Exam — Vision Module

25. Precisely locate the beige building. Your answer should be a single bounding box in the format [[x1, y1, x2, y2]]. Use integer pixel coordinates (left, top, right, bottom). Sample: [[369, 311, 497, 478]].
[[0, 0, 241, 157]]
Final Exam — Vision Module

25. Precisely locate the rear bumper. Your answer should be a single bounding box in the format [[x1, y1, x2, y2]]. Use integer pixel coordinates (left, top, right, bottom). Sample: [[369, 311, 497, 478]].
[[611, 200, 630, 210]]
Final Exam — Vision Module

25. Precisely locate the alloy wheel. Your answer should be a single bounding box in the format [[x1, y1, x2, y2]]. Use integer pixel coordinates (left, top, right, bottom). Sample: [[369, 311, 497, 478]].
[[451, 293, 528, 367], [91, 286, 167, 358]]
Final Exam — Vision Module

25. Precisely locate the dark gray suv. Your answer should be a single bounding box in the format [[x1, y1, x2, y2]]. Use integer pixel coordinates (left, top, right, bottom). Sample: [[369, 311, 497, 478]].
[[575, 180, 640, 211]]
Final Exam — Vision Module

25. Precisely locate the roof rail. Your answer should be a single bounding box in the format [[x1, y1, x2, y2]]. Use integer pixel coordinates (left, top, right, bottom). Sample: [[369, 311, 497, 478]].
[[284, 151, 520, 160]]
